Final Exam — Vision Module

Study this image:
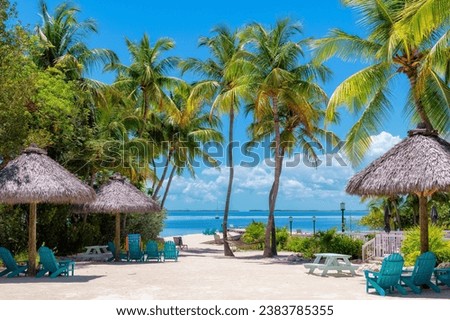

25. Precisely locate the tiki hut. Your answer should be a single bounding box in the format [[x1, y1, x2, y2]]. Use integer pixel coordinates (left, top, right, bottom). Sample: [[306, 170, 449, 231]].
[[81, 173, 160, 261], [0, 144, 96, 274], [346, 127, 450, 253]]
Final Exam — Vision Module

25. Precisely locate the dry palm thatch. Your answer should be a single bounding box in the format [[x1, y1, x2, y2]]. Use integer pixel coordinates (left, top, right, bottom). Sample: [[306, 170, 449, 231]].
[[0, 144, 96, 275], [346, 128, 450, 253], [81, 173, 161, 261]]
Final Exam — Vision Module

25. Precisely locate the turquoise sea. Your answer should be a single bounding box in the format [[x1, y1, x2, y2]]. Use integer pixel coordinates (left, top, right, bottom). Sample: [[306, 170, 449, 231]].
[[161, 210, 368, 237]]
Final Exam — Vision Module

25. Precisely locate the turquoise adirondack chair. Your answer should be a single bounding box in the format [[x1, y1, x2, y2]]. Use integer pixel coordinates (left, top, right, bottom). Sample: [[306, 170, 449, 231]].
[[128, 234, 144, 262], [434, 268, 450, 287], [400, 251, 440, 293], [163, 241, 179, 262], [0, 247, 28, 278], [36, 246, 75, 278], [145, 240, 161, 262], [364, 253, 407, 296], [107, 241, 128, 262]]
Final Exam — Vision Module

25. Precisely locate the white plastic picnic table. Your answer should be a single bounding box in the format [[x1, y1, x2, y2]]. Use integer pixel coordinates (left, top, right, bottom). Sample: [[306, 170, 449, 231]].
[[304, 253, 358, 277], [84, 245, 109, 255]]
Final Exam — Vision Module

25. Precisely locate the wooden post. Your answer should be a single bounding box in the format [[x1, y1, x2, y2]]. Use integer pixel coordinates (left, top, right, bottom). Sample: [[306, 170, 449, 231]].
[[115, 212, 121, 262], [28, 203, 37, 276], [418, 194, 429, 253]]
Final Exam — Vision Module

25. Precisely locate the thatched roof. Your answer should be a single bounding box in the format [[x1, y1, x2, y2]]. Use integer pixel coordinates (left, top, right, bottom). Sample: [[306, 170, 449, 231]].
[[82, 173, 160, 213], [346, 129, 450, 196], [0, 145, 96, 204]]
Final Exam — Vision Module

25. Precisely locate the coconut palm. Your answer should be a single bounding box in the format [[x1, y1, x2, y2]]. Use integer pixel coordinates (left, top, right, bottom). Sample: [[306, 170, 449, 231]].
[[105, 33, 180, 126], [243, 19, 331, 257], [313, 0, 450, 165], [158, 83, 223, 208], [34, 0, 117, 80], [180, 26, 252, 256]]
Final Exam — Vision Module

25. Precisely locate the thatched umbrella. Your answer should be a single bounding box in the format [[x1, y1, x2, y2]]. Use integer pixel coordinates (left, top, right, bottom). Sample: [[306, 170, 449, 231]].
[[346, 127, 450, 253], [81, 173, 160, 261], [0, 144, 96, 274]]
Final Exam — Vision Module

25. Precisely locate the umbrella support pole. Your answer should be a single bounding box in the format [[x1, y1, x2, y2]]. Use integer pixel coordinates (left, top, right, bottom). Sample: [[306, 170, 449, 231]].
[[115, 212, 121, 262], [28, 203, 37, 276], [418, 195, 429, 253]]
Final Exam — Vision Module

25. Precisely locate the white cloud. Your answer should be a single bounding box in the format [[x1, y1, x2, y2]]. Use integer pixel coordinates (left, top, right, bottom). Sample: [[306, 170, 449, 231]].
[[367, 131, 402, 159], [162, 131, 401, 210]]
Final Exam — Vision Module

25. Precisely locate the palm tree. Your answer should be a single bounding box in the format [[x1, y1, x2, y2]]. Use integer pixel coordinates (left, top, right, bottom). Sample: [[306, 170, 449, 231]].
[[313, 0, 450, 165], [105, 33, 180, 127], [180, 26, 252, 256], [159, 83, 223, 208], [243, 19, 331, 257], [34, 0, 117, 80]]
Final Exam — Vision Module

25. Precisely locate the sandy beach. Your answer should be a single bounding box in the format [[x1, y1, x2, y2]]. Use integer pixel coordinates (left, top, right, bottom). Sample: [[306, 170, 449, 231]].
[[0, 234, 448, 300]]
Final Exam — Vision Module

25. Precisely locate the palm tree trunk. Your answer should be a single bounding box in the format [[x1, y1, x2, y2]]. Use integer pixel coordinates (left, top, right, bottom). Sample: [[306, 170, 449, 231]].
[[264, 96, 282, 258], [418, 194, 429, 253], [115, 212, 121, 262], [28, 203, 37, 276], [223, 108, 235, 257], [152, 151, 172, 200], [406, 70, 434, 131], [151, 159, 157, 194], [161, 165, 176, 208]]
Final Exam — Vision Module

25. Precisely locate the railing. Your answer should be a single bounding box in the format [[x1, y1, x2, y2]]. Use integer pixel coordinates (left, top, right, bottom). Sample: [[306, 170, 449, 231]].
[[362, 238, 375, 261]]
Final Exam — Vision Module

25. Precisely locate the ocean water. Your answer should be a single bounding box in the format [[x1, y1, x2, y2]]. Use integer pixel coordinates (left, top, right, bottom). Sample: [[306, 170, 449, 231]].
[[160, 210, 368, 237]]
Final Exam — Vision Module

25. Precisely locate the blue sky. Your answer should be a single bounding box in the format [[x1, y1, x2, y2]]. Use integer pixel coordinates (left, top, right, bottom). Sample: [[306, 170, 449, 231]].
[[15, 0, 414, 211]]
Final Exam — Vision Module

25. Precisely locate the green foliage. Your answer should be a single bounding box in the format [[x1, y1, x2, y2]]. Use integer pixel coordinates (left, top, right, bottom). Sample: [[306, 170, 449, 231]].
[[401, 225, 450, 266], [284, 229, 363, 259], [359, 209, 384, 230], [125, 210, 166, 243], [242, 221, 265, 248], [276, 227, 289, 250]]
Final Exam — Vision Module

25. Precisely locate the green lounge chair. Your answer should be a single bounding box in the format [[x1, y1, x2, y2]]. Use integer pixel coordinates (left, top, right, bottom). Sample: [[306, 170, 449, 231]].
[[128, 234, 144, 262], [434, 268, 450, 287], [145, 241, 162, 262], [36, 246, 75, 278], [0, 247, 28, 278], [107, 241, 128, 262], [364, 253, 407, 296], [400, 251, 440, 293], [163, 241, 179, 262]]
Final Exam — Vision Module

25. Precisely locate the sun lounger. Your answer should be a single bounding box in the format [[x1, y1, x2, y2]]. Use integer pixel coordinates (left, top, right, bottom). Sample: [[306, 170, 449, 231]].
[[145, 240, 162, 262], [434, 268, 450, 287], [163, 241, 179, 262], [173, 236, 188, 250]]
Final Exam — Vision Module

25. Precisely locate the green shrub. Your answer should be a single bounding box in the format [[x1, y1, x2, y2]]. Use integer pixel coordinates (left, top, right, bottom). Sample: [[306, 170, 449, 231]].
[[284, 228, 363, 259], [401, 225, 450, 266], [276, 227, 289, 250], [242, 221, 265, 248]]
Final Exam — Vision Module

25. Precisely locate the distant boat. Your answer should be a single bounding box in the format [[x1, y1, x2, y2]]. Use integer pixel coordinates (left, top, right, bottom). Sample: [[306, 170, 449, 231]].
[[215, 215, 220, 219]]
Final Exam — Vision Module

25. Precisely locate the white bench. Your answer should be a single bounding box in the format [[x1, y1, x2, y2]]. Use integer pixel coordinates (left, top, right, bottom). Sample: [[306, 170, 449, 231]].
[[304, 253, 358, 277]]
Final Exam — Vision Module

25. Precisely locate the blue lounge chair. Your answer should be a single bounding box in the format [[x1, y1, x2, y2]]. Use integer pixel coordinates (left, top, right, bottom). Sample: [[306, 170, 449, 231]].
[[163, 241, 179, 262], [400, 251, 440, 293], [145, 240, 162, 262], [364, 253, 407, 296], [128, 234, 144, 262], [107, 241, 128, 262], [0, 247, 28, 278], [36, 246, 75, 278], [434, 268, 450, 287]]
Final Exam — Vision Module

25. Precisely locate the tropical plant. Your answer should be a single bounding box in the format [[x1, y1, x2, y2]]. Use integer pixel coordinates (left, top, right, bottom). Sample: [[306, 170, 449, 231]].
[[243, 18, 331, 257], [157, 82, 223, 208], [180, 26, 252, 256], [313, 0, 450, 165], [105, 33, 180, 125], [401, 225, 450, 265], [34, 0, 117, 81]]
